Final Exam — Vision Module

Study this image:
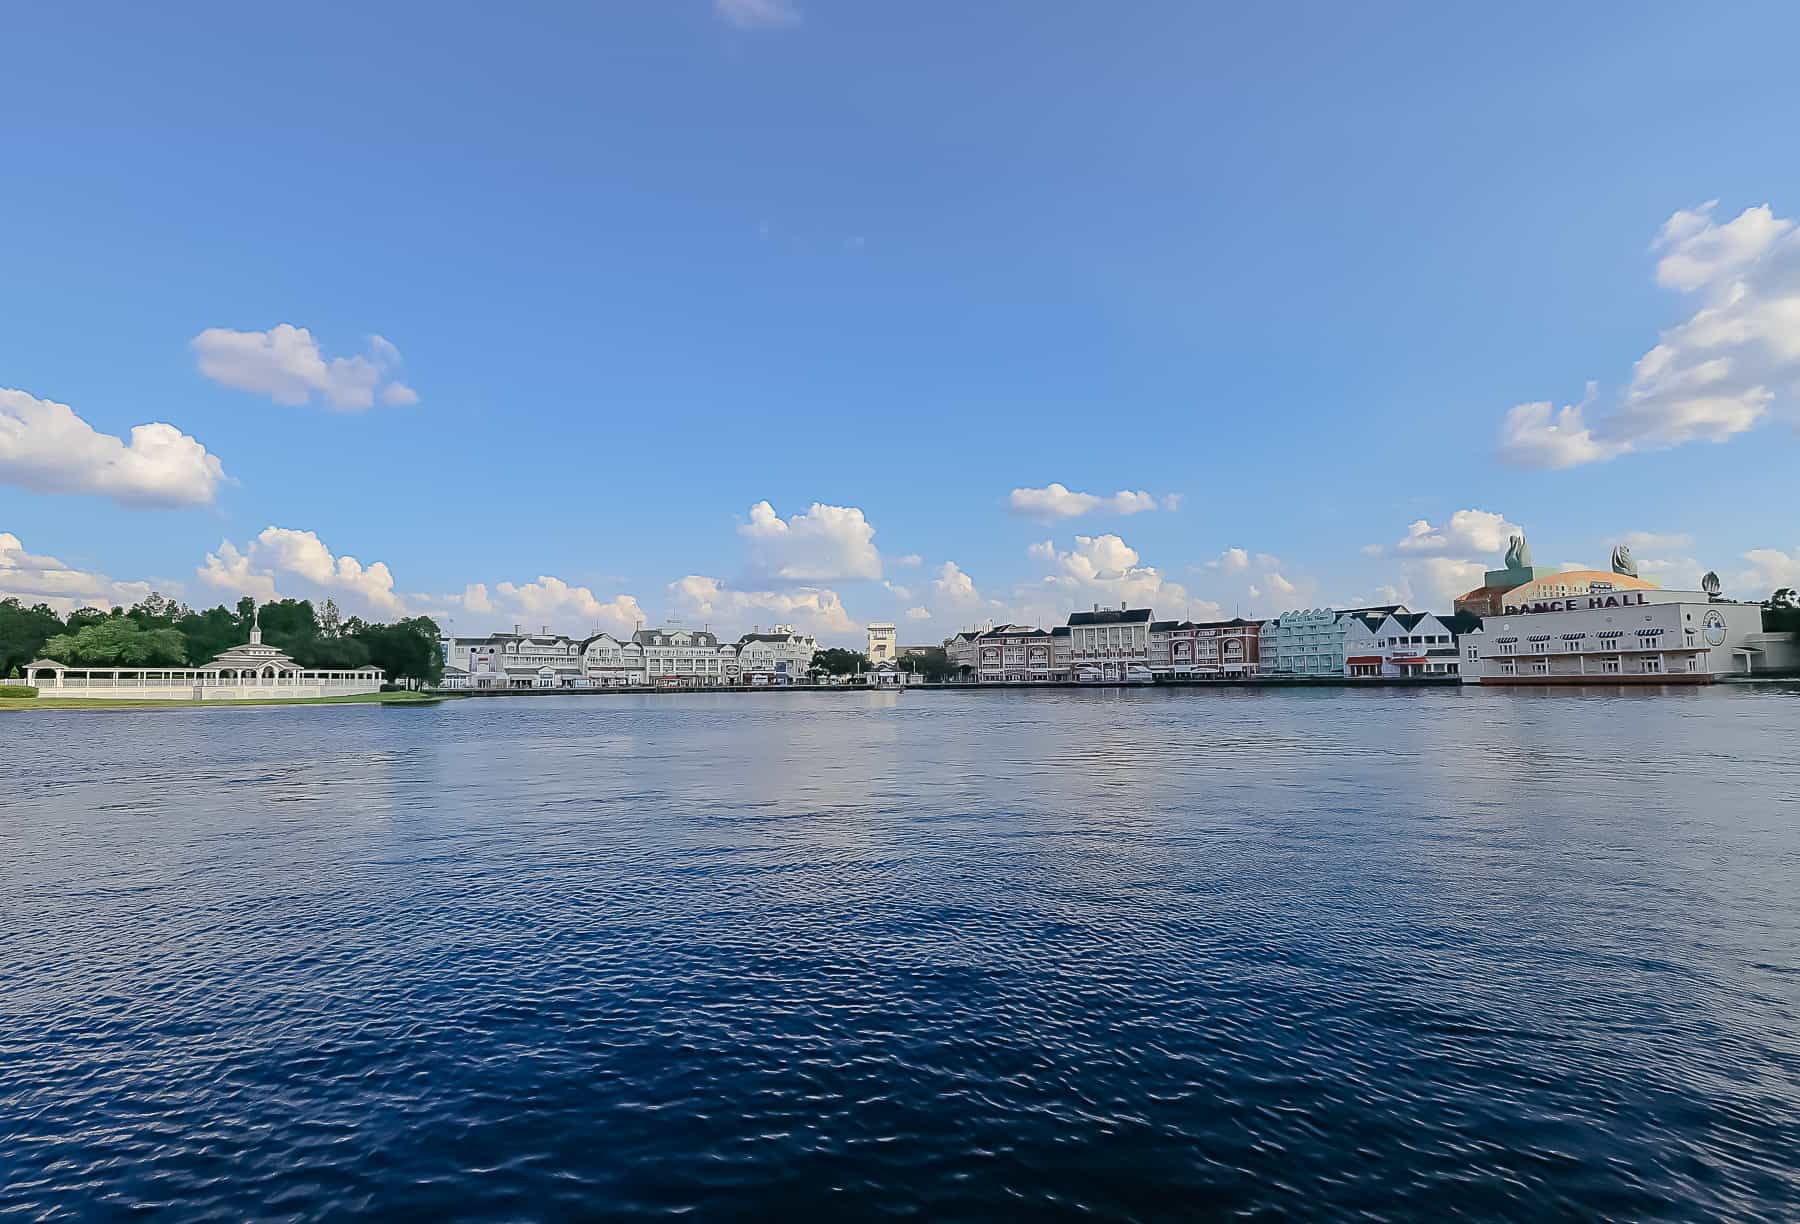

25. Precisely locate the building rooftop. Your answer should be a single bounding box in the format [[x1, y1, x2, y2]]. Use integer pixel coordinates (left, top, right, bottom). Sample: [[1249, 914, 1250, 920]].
[[1067, 607, 1153, 626]]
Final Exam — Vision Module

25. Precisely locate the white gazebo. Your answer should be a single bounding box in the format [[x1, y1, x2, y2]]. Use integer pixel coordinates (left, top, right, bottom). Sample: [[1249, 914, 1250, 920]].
[[22, 605, 385, 701]]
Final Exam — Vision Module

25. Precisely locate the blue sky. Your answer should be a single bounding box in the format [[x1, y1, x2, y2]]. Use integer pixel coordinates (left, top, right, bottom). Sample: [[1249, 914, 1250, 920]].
[[5, 1, 1800, 643]]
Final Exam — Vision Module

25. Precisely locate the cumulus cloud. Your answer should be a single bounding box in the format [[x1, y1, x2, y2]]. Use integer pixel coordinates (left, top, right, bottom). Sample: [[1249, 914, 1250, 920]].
[[1739, 547, 1800, 596], [715, 0, 798, 28], [1, 388, 227, 508], [739, 500, 881, 581], [931, 560, 983, 606], [904, 606, 931, 621], [1207, 547, 1250, 571], [1393, 509, 1521, 557], [198, 526, 651, 634], [0, 532, 157, 615], [1016, 533, 1204, 622], [200, 527, 406, 615], [196, 539, 278, 602], [485, 578, 645, 636], [192, 324, 419, 411], [1008, 483, 1166, 520], [894, 554, 923, 568], [669, 574, 854, 637], [1499, 201, 1800, 467], [1364, 509, 1524, 607]]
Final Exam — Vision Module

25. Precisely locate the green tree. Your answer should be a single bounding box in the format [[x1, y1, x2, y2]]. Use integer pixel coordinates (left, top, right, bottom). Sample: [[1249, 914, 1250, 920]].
[[352, 615, 442, 686], [126, 591, 184, 628], [810, 647, 870, 677], [0, 597, 67, 675], [175, 604, 250, 664], [898, 647, 955, 682], [64, 606, 111, 633], [295, 634, 372, 670], [253, 598, 324, 661], [44, 617, 188, 666], [1765, 588, 1800, 634]]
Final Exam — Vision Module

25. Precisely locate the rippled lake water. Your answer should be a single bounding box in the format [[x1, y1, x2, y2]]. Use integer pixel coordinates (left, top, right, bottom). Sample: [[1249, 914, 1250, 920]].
[[3, 686, 1799, 1220]]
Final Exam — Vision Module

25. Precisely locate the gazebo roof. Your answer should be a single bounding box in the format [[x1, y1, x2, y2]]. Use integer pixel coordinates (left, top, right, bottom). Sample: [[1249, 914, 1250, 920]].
[[24, 658, 66, 671], [204, 641, 301, 671]]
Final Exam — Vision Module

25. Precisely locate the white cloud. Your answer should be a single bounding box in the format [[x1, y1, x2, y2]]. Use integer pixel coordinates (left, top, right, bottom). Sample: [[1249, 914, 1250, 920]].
[[1394, 509, 1521, 557], [1500, 398, 1624, 468], [669, 574, 854, 637], [1016, 533, 1202, 622], [199, 527, 652, 634], [904, 606, 931, 621], [1162, 494, 1184, 511], [739, 500, 881, 581], [1739, 547, 1800, 596], [0, 532, 157, 615], [1008, 483, 1166, 520], [894, 554, 923, 568], [1500, 201, 1800, 468], [1368, 509, 1523, 608], [1207, 547, 1250, 571], [197, 540, 277, 602], [191, 324, 419, 411], [488, 577, 645, 636], [1, 388, 227, 508], [201, 527, 406, 616], [715, 0, 798, 28], [932, 560, 982, 605], [1654, 201, 1794, 292]]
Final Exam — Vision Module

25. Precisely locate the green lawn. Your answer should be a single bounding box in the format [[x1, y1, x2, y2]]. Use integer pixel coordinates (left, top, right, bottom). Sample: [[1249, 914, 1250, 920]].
[[0, 691, 441, 711]]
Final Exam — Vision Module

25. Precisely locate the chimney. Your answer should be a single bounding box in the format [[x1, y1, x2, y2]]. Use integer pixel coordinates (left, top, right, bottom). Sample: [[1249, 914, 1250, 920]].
[[513, 622, 521, 635], [1120, 601, 1126, 612]]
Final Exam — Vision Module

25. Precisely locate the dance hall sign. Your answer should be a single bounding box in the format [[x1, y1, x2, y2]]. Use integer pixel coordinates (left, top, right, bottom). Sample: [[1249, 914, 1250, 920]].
[[1505, 592, 1651, 615]]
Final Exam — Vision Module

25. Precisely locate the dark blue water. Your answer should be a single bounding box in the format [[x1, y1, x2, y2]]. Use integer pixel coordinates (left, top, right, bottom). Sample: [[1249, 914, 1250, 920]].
[[3, 687, 1798, 1220]]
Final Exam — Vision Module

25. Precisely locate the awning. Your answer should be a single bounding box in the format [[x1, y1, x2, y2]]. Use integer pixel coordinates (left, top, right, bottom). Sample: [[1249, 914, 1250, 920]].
[[1346, 655, 1382, 666]]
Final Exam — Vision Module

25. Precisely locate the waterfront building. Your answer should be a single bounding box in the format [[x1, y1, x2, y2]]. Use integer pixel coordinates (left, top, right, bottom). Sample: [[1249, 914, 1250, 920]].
[[1067, 605, 1154, 682], [1341, 611, 1471, 677], [865, 660, 917, 688], [631, 626, 736, 687], [974, 625, 1055, 683], [1152, 618, 1264, 677], [866, 623, 897, 665], [1148, 620, 1179, 672], [444, 628, 586, 688], [578, 632, 647, 687], [1459, 587, 1773, 684], [22, 605, 383, 700], [736, 625, 818, 686], [943, 631, 980, 680], [1050, 626, 1072, 681], [1259, 605, 1408, 677]]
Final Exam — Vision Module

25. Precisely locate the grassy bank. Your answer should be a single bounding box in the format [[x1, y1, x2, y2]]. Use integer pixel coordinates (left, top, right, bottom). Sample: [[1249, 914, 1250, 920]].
[[0, 691, 442, 711]]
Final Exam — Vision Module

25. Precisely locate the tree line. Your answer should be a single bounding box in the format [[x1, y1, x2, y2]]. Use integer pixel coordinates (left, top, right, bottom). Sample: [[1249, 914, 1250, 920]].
[[1, 593, 443, 686]]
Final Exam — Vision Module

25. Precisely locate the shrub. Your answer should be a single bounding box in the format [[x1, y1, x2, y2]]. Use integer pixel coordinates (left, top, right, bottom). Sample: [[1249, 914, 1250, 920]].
[[0, 684, 39, 698]]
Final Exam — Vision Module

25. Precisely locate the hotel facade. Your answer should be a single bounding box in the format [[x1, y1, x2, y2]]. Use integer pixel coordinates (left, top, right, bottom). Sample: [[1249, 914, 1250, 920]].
[[441, 624, 816, 689]]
